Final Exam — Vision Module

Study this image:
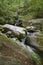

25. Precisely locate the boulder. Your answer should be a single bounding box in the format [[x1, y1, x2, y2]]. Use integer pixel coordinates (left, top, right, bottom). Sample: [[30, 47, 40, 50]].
[[26, 26, 36, 32], [2, 24, 26, 39]]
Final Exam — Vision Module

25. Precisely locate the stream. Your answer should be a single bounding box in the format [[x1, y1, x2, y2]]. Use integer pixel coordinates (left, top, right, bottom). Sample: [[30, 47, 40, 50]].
[[15, 18, 43, 58], [24, 32, 43, 58]]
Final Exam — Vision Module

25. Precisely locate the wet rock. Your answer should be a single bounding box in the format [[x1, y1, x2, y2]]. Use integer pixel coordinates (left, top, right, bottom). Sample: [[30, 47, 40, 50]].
[[26, 26, 36, 33], [24, 36, 31, 45], [2, 24, 26, 39], [6, 31, 15, 38]]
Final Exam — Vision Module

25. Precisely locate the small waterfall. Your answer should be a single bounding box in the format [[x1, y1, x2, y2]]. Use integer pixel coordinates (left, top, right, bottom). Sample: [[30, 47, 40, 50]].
[[15, 18, 20, 26], [14, 15, 43, 58], [14, 11, 20, 26], [21, 37, 26, 44], [20, 30, 43, 57]]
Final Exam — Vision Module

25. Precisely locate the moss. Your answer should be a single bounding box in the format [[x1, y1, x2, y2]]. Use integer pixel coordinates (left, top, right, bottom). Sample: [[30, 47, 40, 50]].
[[0, 40, 3, 47], [36, 34, 43, 46], [18, 33, 26, 40], [23, 49, 41, 65], [25, 36, 30, 45]]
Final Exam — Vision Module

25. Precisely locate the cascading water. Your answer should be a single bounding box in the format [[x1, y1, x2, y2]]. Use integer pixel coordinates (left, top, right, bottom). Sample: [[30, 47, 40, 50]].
[[20, 30, 43, 58], [15, 17, 20, 26], [13, 14, 43, 58]]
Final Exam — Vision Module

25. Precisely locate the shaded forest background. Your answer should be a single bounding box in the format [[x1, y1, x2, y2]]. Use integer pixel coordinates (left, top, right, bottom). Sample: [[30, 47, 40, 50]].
[[0, 0, 43, 24]]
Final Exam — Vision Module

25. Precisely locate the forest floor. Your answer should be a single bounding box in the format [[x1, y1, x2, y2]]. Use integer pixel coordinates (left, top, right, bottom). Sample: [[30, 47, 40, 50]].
[[0, 43, 35, 65]]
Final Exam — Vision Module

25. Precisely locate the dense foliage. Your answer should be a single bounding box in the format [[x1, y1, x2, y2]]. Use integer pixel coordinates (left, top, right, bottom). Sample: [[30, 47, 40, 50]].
[[0, 0, 43, 25]]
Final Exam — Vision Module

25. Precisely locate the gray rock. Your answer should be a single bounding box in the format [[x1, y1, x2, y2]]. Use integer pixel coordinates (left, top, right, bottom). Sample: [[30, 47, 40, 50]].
[[3, 24, 26, 39], [26, 26, 36, 32]]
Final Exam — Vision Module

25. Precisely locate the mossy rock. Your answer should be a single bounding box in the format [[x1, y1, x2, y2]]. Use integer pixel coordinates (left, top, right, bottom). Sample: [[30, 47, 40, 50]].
[[18, 33, 26, 41], [24, 36, 30, 45], [2, 24, 26, 39]]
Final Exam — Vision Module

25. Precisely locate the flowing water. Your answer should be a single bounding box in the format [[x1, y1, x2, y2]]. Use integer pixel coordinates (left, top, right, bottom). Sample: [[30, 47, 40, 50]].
[[15, 18, 20, 26], [15, 18, 43, 59], [20, 30, 43, 58]]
